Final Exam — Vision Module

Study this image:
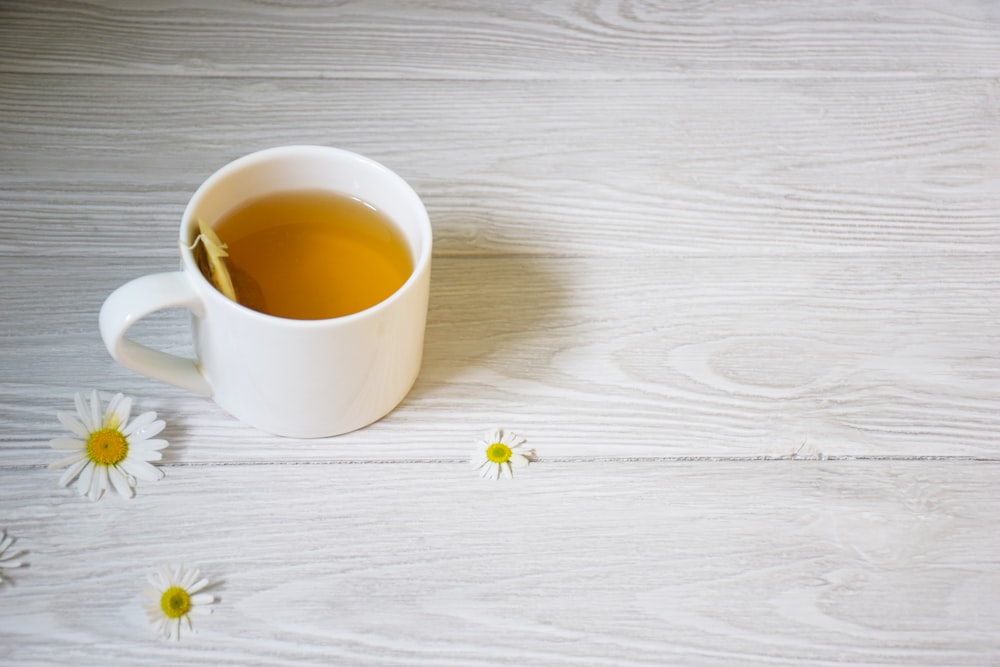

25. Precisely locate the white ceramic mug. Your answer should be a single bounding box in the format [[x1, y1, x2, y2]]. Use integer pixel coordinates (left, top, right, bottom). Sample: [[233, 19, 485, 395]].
[[99, 145, 432, 438]]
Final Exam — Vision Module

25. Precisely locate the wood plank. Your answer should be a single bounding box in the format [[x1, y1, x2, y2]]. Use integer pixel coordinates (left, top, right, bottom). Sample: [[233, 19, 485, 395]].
[[1, 75, 998, 257], [1, 0, 998, 78], [1, 254, 996, 463], [1, 461, 997, 665]]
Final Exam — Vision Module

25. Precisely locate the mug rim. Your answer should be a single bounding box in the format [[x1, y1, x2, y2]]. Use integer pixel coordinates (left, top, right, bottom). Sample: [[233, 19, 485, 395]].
[[178, 144, 432, 327]]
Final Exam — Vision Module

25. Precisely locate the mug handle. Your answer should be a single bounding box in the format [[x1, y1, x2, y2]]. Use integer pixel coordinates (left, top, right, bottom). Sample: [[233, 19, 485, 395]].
[[99, 272, 213, 396]]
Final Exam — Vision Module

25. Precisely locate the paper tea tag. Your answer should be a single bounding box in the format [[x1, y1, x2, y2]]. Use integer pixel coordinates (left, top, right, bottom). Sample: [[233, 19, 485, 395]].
[[190, 219, 237, 302]]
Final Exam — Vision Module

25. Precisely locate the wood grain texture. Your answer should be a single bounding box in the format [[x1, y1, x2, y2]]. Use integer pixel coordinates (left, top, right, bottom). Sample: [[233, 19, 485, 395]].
[[1, 0, 999, 78], [1, 75, 998, 257], [1, 254, 997, 462], [1, 461, 998, 666], [1, 1, 998, 664]]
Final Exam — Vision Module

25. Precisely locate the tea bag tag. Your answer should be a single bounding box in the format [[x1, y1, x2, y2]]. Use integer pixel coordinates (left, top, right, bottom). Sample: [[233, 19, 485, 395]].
[[192, 219, 237, 301]]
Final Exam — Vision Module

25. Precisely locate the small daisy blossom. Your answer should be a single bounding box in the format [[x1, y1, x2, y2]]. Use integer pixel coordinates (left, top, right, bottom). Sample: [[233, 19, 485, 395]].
[[142, 564, 216, 640], [48, 390, 168, 501], [0, 530, 26, 584], [471, 428, 535, 480]]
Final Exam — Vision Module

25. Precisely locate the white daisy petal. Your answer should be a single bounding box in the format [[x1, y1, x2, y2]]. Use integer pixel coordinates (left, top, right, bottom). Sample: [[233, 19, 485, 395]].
[[1, 547, 22, 560], [88, 390, 102, 433], [49, 450, 87, 472], [49, 437, 85, 450], [119, 458, 165, 482], [57, 411, 89, 439], [108, 466, 135, 499], [99, 464, 112, 495], [180, 568, 200, 589], [188, 578, 210, 595], [84, 476, 99, 501], [136, 437, 169, 451], [131, 449, 163, 463], [128, 439, 164, 455], [74, 392, 93, 432], [122, 412, 166, 438], [57, 457, 90, 487], [103, 392, 121, 424], [107, 394, 132, 430], [76, 462, 96, 494], [0, 531, 26, 580], [87, 465, 108, 501], [120, 411, 155, 437], [136, 418, 166, 440], [130, 444, 167, 465], [510, 453, 530, 467], [100, 465, 113, 496]]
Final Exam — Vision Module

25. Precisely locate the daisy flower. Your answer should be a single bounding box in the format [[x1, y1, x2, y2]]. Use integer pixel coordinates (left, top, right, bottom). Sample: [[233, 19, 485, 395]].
[[471, 428, 535, 480], [48, 390, 168, 501], [142, 564, 216, 640], [0, 530, 26, 584]]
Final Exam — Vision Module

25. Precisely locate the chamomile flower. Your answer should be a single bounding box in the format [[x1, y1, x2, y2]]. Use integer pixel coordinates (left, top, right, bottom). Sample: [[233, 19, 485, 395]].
[[48, 390, 168, 501], [0, 530, 26, 584], [471, 428, 535, 480], [142, 564, 216, 640]]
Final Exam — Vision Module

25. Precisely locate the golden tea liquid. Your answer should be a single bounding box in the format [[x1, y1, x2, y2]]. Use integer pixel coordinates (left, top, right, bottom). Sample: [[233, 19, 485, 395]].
[[212, 190, 412, 320]]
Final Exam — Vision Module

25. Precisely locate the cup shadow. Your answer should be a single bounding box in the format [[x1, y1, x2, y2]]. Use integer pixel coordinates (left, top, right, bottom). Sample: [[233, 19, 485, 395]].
[[404, 250, 569, 402]]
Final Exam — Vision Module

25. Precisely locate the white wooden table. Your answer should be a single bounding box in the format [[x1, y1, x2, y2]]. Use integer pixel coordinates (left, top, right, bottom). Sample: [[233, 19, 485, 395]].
[[2, 1, 999, 664]]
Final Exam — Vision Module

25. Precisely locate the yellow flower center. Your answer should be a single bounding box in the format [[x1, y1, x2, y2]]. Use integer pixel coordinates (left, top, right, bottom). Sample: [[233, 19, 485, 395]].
[[486, 442, 512, 464], [161, 586, 191, 618], [85, 428, 129, 466]]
